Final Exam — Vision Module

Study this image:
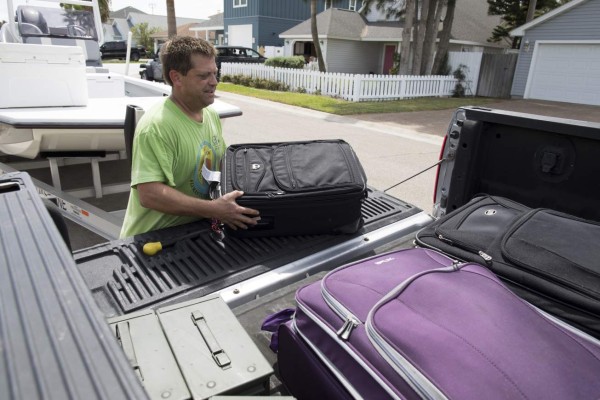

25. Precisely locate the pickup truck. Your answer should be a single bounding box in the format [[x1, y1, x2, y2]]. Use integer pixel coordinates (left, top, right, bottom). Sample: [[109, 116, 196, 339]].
[[1, 106, 599, 399]]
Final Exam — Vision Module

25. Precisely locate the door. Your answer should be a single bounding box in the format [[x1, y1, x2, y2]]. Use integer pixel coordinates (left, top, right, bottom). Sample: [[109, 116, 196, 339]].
[[525, 42, 600, 106], [383, 44, 396, 75], [227, 24, 253, 48]]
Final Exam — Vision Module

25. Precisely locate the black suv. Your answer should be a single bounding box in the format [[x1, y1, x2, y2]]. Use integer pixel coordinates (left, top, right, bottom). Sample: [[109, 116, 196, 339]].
[[139, 45, 267, 81], [215, 46, 267, 69], [100, 41, 146, 61]]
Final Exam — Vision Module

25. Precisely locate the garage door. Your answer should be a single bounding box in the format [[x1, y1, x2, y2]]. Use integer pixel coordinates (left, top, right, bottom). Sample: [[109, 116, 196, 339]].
[[227, 24, 253, 48], [526, 43, 600, 106]]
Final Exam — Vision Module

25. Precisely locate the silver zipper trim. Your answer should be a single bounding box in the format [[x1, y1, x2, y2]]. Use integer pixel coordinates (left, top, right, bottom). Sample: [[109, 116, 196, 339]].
[[321, 286, 361, 340], [365, 266, 458, 400], [296, 302, 404, 400], [292, 319, 364, 400], [531, 306, 600, 346]]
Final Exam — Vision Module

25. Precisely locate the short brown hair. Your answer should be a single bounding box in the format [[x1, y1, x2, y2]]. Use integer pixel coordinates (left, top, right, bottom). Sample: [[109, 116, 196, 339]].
[[160, 36, 217, 86]]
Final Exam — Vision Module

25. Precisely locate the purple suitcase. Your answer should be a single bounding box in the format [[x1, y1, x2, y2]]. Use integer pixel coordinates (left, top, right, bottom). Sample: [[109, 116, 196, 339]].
[[289, 248, 600, 400]]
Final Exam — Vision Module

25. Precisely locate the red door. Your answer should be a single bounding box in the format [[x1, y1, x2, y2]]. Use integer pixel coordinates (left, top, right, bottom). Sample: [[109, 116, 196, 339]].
[[383, 45, 396, 75]]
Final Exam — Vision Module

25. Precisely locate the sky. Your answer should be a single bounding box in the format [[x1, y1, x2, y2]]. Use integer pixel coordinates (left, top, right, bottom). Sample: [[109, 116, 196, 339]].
[[1, 0, 224, 23]]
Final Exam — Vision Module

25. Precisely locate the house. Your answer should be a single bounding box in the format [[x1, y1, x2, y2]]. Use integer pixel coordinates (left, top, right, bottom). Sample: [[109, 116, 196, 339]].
[[150, 13, 225, 49], [278, 0, 505, 75], [102, 7, 205, 47], [510, 0, 600, 106], [223, 0, 333, 50], [190, 13, 225, 45]]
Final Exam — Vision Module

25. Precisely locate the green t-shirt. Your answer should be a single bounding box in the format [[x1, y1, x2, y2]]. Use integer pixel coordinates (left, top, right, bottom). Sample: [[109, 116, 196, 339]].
[[120, 98, 225, 238]]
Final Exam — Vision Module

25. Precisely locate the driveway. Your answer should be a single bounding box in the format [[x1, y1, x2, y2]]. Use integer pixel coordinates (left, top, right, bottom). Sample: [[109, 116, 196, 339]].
[[350, 99, 600, 137]]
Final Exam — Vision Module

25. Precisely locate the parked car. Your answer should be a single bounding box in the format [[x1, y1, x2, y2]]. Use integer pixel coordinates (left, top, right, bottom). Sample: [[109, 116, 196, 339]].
[[139, 45, 267, 82], [100, 41, 146, 61], [215, 45, 267, 69]]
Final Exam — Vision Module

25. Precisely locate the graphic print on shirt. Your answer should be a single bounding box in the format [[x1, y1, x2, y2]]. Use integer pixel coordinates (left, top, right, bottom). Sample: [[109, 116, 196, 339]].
[[191, 141, 218, 197]]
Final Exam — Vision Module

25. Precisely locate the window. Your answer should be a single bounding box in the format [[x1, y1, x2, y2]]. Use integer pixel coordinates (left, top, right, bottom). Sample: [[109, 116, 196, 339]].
[[349, 0, 357, 11], [233, 0, 247, 7]]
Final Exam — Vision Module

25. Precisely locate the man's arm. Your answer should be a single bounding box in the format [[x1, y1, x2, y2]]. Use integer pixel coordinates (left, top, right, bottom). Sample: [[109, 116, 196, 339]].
[[137, 182, 259, 230]]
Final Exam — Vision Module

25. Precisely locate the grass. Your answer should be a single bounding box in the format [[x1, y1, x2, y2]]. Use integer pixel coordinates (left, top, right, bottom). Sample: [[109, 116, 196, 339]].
[[216, 83, 499, 115]]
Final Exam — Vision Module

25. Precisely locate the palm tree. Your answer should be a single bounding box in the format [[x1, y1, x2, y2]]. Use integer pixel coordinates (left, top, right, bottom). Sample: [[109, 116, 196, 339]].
[[432, 0, 456, 75], [310, 0, 326, 72], [98, 0, 110, 22], [398, 0, 416, 75], [166, 0, 176, 38]]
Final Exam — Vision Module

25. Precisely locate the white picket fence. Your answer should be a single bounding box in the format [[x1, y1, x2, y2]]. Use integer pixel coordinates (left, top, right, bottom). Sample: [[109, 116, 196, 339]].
[[221, 63, 461, 102]]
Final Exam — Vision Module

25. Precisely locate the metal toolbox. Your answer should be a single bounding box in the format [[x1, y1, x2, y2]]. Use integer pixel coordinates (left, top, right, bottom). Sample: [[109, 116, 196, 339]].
[[108, 294, 274, 400]]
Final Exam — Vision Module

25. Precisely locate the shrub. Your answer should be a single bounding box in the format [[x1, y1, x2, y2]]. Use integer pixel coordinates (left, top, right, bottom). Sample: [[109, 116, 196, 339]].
[[220, 74, 289, 92], [451, 64, 468, 98], [265, 56, 306, 69]]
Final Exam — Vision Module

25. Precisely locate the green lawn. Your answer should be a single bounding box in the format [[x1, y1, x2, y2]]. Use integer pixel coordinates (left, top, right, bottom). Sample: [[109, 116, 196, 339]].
[[216, 83, 498, 115]]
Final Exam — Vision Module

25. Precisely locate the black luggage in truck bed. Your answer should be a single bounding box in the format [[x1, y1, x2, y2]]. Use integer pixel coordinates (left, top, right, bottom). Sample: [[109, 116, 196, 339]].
[[221, 140, 368, 237]]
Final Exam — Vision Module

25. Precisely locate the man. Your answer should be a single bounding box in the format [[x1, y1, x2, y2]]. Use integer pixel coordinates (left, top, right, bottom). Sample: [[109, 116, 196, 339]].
[[120, 36, 259, 238]]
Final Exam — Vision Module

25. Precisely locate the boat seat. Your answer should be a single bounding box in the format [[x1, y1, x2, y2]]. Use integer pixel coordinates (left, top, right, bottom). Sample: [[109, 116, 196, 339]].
[[124, 105, 146, 168], [17, 5, 102, 67], [18, 7, 50, 36]]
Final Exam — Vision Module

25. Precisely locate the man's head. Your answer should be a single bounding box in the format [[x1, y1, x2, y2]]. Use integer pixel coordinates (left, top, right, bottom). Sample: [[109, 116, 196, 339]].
[[160, 36, 217, 86]]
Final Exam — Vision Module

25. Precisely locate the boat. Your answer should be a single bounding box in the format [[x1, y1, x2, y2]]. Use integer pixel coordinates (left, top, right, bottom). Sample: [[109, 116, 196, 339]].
[[0, 0, 241, 160]]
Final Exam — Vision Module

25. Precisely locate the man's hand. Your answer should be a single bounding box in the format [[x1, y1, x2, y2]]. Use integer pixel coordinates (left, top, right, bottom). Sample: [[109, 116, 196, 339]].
[[212, 190, 260, 230]]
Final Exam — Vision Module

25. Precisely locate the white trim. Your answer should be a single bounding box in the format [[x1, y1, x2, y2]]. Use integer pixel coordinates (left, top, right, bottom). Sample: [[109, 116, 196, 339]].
[[524, 40, 600, 99], [190, 25, 224, 31], [233, 0, 248, 8], [510, 0, 588, 37]]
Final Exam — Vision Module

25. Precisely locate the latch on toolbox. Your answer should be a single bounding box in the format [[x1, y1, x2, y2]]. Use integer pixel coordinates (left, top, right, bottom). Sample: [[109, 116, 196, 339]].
[[192, 310, 232, 369], [115, 322, 143, 380]]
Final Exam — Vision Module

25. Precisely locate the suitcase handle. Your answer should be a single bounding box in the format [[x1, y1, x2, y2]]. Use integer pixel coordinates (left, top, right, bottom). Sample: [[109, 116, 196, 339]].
[[191, 311, 232, 369]]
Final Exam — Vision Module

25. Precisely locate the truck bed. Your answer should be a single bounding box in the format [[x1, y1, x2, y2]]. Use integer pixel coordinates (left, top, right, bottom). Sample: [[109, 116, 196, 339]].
[[73, 187, 430, 317]]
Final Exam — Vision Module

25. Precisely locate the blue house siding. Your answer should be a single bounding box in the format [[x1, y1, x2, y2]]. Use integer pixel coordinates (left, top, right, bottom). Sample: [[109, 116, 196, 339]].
[[257, 16, 307, 47], [511, 0, 600, 97], [224, 0, 339, 50], [259, 0, 319, 19]]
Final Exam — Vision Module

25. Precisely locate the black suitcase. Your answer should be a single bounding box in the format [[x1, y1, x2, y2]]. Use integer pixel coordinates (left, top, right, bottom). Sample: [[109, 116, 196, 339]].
[[220, 140, 368, 237], [415, 194, 600, 338]]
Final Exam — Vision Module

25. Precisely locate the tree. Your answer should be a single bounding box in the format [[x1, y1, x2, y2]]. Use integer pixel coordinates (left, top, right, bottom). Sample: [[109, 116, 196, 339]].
[[398, 0, 416, 75], [131, 22, 161, 53], [61, 0, 110, 22], [421, 0, 445, 75], [432, 0, 456, 75], [310, 0, 326, 72], [487, 0, 569, 48], [166, 0, 176, 38]]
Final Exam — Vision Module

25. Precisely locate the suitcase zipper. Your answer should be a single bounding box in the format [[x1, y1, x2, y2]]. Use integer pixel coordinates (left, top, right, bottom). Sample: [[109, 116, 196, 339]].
[[438, 234, 493, 265], [321, 286, 362, 341], [337, 317, 359, 340], [285, 146, 297, 189]]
